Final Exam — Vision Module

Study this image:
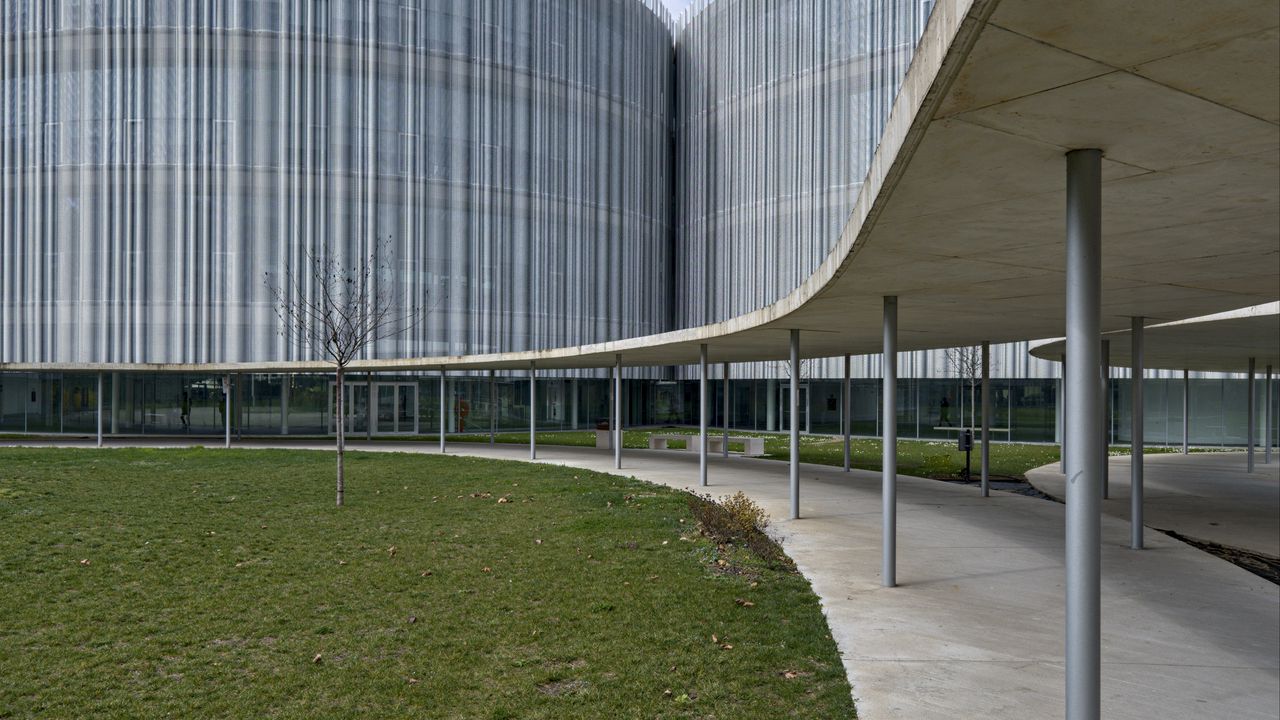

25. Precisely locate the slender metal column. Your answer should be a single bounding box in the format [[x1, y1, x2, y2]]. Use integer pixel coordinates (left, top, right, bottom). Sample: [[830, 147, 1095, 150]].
[[1247, 357, 1256, 473], [789, 330, 801, 520], [489, 369, 496, 445], [1059, 353, 1067, 473], [1266, 365, 1273, 464], [1101, 339, 1110, 500], [366, 372, 374, 440], [96, 371, 103, 445], [882, 299, 898, 587], [722, 361, 730, 458], [223, 375, 232, 449], [529, 363, 537, 460], [1065, 148, 1103, 720], [570, 378, 579, 430], [614, 354, 623, 469], [981, 341, 990, 497], [439, 370, 447, 454], [843, 354, 852, 472], [699, 345, 709, 487], [281, 377, 290, 435], [110, 372, 119, 435], [1131, 317, 1144, 549], [1182, 369, 1190, 454]]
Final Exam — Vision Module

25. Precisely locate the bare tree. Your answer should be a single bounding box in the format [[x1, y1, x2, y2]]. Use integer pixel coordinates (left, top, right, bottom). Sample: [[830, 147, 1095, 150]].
[[265, 237, 430, 506], [943, 345, 999, 428]]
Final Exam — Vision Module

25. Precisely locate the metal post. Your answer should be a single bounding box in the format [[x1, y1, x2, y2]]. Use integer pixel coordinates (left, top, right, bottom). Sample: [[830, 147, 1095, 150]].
[[223, 375, 232, 449], [1065, 148, 1103, 720], [1101, 339, 1110, 499], [722, 361, 730, 458], [882, 298, 898, 587], [614, 354, 622, 469], [110, 372, 118, 435], [700, 345, 709, 487], [1131, 317, 1144, 549], [96, 371, 103, 445], [1247, 357, 1256, 473], [1182, 369, 1190, 453], [843, 354, 852, 472], [529, 364, 537, 460], [1059, 354, 1066, 473], [281, 376, 290, 436], [489, 369, 496, 445], [1266, 365, 1273, 464], [366, 373, 373, 440], [570, 377, 579, 430], [981, 341, 990, 497], [789, 330, 801, 520], [439, 370, 447, 453]]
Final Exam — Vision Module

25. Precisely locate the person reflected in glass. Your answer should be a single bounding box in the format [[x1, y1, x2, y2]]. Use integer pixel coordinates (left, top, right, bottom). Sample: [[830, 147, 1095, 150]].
[[181, 392, 191, 432], [940, 396, 952, 427]]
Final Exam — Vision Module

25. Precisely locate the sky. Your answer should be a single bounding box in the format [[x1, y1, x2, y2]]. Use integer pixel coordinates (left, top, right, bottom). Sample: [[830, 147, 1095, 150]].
[[658, 0, 696, 16]]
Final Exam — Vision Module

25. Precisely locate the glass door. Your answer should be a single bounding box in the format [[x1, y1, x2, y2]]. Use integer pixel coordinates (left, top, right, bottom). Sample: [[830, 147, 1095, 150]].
[[778, 383, 810, 434]]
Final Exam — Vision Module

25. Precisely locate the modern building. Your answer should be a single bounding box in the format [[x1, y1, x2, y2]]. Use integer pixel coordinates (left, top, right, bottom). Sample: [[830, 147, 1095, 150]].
[[0, 0, 1273, 446]]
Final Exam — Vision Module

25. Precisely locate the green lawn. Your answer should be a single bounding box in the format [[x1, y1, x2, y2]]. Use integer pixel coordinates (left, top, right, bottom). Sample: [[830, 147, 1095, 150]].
[[411, 428, 1063, 481], [412, 428, 1207, 482], [0, 448, 854, 719]]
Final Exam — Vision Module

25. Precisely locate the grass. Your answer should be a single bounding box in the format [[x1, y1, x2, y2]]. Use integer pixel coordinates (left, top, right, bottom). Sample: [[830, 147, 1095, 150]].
[[406, 429, 1062, 481], [406, 428, 1218, 482], [0, 447, 855, 719]]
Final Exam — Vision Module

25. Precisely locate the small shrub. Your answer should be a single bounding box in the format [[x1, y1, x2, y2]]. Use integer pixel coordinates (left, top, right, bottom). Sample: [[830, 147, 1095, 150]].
[[686, 491, 793, 572], [719, 491, 769, 538]]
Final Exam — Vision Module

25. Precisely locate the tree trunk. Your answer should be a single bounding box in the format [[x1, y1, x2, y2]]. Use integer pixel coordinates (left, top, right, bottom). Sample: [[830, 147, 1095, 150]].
[[336, 367, 345, 507]]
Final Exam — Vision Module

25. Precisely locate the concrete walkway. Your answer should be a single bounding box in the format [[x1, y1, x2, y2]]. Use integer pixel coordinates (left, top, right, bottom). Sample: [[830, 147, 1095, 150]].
[[5, 439, 1278, 719], [1027, 452, 1280, 557]]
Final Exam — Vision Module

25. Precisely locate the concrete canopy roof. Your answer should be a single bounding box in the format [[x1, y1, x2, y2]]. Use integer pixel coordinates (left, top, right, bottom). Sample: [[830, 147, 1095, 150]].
[[4, 0, 1277, 375], [1029, 303, 1280, 373]]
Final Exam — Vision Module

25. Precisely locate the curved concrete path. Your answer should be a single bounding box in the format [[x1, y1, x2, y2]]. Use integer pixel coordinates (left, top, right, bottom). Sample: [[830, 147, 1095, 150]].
[[1027, 452, 1280, 557], [4, 438, 1278, 719]]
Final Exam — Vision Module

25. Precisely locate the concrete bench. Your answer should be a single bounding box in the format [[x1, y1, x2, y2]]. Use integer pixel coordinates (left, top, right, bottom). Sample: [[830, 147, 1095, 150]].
[[648, 433, 690, 450], [687, 434, 766, 457]]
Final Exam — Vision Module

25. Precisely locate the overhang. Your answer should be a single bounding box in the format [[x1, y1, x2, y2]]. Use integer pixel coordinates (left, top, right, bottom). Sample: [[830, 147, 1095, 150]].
[[3, 0, 1277, 375], [1029, 303, 1280, 373]]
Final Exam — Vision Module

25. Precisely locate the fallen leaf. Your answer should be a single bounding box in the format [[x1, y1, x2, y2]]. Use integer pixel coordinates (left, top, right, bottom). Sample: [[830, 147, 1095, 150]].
[[338, 560, 347, 566], [408, 615, 417, 624], [420, 570, 432, 577], [735, 598, 755, 608], [534, 539, 543, 545], [387, 546, 397, 557], [497, 496, 511, 504], [79, 559, 90, 566], [482, 566, 492, 573], [782, 670, 799, 679], [720, 643, 734, 650], [711, 634, 718, 644], [407, 677, 418, 685], [312, 653, 323, 664]]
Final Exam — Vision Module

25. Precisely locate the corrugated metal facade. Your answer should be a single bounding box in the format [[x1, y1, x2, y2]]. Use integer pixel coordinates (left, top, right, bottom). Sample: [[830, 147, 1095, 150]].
[[1, 0, 674, 364]]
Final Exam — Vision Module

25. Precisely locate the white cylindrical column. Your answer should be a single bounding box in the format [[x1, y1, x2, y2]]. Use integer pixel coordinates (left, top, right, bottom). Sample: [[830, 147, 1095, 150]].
[[722, 361, 730, 458], [281, 376, 290, 436], [700, 345, 709, 487], [1182, 369, 1190, 454], [1266, 365, 1273, 464], [614, 354, 623, 469], [1131, 317, 1144, 549], [489, 369, 496, 445], [843, 354, 852, 472], [1101, 338, 1110, 500], [1065, 148, 1104, 720], [96, 372, 104, 448], [439, 370, 447, 453], [789, 331, 801, 520], [223, 375, 232, 449], [1247, 357, 1256, 473], [882, 297, 898, 588], [981, 341, 990, 497], [529, 364, 537, 460]]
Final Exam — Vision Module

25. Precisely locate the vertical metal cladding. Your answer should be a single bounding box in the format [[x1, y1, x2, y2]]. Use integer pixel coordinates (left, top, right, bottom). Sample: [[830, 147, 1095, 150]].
[[1, 0, 674, 364], [674, 0, 929, 328]]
